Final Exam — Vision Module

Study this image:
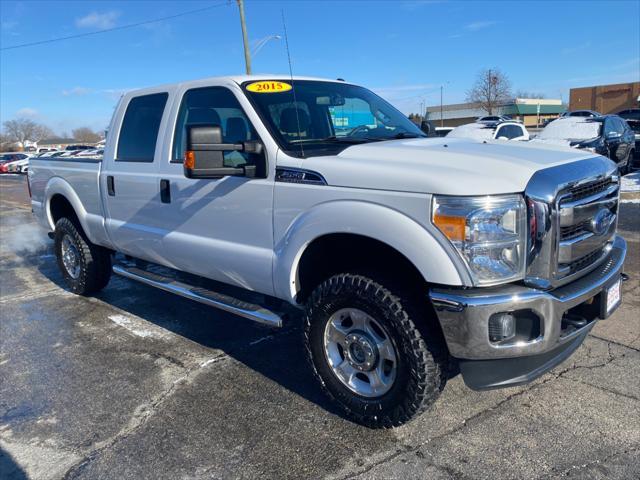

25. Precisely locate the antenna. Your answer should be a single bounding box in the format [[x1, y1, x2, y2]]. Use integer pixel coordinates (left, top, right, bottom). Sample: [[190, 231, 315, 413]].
[[281, 9, 304, 157]]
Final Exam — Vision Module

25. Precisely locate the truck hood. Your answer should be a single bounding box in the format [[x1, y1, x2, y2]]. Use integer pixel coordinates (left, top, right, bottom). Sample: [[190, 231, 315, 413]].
[[301, 138, 598, 195]]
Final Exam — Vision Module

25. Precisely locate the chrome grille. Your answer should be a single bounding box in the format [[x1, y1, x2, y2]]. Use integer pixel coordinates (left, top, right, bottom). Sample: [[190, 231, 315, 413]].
[[560, 220, 590, 241], [565, 177, 614, 202], [524, 157, 620, 290], [556, 174, 618, 281], [561, 248, 605, 275]]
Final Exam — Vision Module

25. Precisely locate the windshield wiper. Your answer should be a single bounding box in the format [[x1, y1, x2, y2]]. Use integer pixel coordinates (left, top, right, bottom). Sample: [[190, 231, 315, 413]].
[[317, 136, 377, 144], [391, 132, 427, 139]]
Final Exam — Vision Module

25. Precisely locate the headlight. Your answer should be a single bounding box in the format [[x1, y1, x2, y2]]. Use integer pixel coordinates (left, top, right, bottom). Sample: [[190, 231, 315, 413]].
[[432, 194, 527, 286]]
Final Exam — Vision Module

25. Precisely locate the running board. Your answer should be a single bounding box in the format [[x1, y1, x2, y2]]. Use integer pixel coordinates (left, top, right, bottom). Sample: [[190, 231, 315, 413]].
[[112, 264, 283, 328]]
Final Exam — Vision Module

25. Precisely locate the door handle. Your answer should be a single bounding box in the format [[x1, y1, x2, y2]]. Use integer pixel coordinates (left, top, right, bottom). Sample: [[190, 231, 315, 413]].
[[160, 179, 171, 203], [107, 176, 115, 196]]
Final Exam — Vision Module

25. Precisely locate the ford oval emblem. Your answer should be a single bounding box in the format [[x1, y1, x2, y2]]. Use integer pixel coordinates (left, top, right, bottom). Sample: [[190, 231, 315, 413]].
[[591, 209, 614, 236]]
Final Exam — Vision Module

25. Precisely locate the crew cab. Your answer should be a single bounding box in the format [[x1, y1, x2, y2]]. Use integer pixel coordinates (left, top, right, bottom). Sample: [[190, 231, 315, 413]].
[[29, 76, 627, 428]]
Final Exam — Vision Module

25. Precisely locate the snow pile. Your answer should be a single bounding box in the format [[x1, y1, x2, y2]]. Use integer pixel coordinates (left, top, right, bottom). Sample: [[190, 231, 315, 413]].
[[621, 171, 640, 192], [447, 123, 495, 140]]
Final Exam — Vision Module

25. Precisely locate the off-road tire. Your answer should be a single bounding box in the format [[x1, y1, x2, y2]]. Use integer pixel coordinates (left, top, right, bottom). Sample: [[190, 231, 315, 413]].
[[54, 217, 112, 295], [304, 273, 447, 428]]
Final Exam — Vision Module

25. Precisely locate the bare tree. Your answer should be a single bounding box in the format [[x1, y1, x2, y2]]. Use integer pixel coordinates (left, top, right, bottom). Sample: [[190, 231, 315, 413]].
[[72, 127, 101, 143], [0, 132, 18, 151], [3, 118, 53, 148], [466, 68, 512, 114]]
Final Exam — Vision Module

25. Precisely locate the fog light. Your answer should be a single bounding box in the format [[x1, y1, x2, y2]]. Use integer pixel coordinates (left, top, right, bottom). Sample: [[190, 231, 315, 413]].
[[488, 313, 516, 343]]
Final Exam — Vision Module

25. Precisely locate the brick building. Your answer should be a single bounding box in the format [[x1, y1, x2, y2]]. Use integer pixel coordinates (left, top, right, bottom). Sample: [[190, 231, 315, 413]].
[[569, 82, 640, 114]]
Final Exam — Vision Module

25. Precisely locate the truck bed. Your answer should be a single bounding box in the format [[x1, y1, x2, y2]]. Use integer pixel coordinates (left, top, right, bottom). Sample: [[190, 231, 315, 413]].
[[29, 156, 111, 248]]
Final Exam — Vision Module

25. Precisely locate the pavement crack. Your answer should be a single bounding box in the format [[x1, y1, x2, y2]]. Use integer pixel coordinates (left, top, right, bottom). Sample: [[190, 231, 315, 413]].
[[539, 446, 640, 479], [60, 328, 301, 479], [564, 377, 640, 402], [589, 333, 640, 352]]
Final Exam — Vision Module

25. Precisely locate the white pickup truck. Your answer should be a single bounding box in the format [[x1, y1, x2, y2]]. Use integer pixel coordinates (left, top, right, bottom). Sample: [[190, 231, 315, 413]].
[[29, 76, 626, 428]]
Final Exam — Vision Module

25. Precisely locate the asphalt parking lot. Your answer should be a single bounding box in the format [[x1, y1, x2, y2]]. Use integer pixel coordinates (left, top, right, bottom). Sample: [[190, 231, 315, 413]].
[[1, 174, 638, 480]]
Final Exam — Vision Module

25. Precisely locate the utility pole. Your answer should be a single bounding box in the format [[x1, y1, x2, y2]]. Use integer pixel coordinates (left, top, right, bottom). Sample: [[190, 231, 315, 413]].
[[440, 85, 444, 127], [237, 0, 251, 75]]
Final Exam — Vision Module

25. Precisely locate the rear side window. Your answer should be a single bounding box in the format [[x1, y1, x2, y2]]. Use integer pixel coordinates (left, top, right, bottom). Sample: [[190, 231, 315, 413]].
[[117, 93, 168, 162]]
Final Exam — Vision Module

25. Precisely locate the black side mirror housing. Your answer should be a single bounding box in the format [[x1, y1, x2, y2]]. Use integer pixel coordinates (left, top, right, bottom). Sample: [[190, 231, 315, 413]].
[[184, 124, 262, 179], [420, 120, 434, 136]]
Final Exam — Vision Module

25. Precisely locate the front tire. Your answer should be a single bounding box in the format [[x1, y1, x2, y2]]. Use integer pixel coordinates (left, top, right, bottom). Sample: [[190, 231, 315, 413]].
[[304, 274, 447, 428], [54, 217, 112, 295]]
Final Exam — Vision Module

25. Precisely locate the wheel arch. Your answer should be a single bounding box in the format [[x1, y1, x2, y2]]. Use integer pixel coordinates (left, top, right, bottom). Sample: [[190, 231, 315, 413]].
[[44, 177, 91, 235], [273, 200, 467, 303]]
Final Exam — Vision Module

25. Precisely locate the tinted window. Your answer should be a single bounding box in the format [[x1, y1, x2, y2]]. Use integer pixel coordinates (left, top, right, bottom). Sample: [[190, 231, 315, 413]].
[[117, 93, 168, 162], [614, 117, 627, 133], [496, 124, 523, 139], [173, 87, 260, 167]]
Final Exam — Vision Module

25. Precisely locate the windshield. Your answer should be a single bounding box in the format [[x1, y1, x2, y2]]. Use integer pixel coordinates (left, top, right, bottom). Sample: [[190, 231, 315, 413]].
[[243, 80, 425, 157], [538, 118, 602, 141]]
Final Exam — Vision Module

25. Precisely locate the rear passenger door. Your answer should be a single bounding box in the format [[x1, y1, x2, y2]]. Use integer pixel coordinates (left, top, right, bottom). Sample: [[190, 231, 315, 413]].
[[102, 92, 169, 262]]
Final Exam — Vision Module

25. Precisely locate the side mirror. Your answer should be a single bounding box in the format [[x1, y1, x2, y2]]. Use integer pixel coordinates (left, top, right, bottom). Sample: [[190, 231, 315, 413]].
[[606, 131, 621, 140], [420, 121, 433, 135], [183, 124, 262, 179]]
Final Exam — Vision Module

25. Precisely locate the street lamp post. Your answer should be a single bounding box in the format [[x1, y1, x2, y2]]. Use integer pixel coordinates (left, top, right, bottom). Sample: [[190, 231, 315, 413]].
[[251, 35, 281, 57]]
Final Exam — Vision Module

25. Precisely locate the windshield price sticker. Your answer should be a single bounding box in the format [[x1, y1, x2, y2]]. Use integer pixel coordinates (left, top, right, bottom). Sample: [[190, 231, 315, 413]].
[[246, 81, 292, 93]]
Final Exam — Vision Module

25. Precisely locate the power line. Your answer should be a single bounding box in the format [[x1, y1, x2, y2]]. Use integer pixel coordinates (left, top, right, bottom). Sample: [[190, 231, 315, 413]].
[[0, 2, 230, 51]]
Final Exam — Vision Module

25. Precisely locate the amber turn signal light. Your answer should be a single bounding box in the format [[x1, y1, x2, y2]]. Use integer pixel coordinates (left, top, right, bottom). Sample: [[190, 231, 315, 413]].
[[433, 214, 466, 242], [184, 150, 195, 169]]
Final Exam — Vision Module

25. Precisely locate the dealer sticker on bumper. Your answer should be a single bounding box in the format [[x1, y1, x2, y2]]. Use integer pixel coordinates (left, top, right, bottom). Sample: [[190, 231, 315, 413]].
[[605, 278, 622, 315]]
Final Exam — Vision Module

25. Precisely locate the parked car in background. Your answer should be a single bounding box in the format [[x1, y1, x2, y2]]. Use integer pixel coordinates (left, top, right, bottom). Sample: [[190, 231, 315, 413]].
[[560, 110, 601, 118], [433, 126, 454, 137], [0, 152, 32, 163], [0, 153, 33, 172], [447, 120, 529, 141], [75, 148, 104, 158], [618, 108, 640, 166], [532, 116, 635, 174], [477, 115, 512, 123], [5, 158, 30, 173], [64, 145, 94, 151]]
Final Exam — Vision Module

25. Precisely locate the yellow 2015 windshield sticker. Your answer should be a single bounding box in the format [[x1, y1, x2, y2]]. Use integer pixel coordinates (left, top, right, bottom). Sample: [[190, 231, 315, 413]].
[[246, 81, 292, 93]]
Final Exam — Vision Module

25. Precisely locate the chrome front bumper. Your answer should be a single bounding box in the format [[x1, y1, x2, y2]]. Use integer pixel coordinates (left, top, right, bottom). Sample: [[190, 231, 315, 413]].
[[430, 235, 626, 362]]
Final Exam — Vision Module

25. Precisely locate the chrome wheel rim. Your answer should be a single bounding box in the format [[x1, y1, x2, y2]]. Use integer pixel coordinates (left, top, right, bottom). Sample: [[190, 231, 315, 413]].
[[61, 235, 81, 279], [323, 308, 397, 398]]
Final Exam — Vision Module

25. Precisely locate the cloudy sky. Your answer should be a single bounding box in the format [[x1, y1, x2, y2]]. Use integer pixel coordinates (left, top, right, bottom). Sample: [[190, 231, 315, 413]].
[[1, 0, 639, 134]]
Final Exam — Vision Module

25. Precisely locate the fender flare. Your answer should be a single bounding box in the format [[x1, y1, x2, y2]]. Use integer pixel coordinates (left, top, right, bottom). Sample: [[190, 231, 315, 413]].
[[273, 200, 468, 302], [44, 176, 92, 234]]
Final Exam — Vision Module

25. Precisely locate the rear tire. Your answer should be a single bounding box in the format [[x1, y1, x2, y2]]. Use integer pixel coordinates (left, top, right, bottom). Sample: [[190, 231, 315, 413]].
[[304, 273, 447, 428], [54, 217, 112, 295]]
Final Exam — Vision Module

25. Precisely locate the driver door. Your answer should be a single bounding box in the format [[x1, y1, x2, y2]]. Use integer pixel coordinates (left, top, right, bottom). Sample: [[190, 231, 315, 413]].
[[155, 86, 275, 296]]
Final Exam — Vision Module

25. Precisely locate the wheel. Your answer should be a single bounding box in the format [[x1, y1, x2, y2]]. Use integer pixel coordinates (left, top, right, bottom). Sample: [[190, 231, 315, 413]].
[[54, 217, 112, 295], [304, 273, 447, 428]]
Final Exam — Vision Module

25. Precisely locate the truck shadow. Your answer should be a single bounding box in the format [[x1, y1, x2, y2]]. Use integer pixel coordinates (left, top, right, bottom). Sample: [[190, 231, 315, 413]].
[[34, 258, 350, 421], [0, 447, 28, 480]]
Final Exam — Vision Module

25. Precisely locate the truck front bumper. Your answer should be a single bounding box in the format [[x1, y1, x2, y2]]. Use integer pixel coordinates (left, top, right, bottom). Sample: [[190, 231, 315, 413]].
[[429, 235, 627, 390]]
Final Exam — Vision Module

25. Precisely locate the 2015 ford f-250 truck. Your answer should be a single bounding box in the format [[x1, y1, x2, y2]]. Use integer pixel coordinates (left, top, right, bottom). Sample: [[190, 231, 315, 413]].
[[29, 76, 626, 428]]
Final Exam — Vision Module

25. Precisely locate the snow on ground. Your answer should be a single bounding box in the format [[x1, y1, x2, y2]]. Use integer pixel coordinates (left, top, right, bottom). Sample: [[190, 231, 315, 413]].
[[621, 171, 640, 192]]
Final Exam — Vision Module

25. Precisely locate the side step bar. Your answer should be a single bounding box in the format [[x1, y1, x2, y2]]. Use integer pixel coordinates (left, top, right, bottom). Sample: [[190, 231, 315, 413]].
[[112, 264, 283, 328]]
